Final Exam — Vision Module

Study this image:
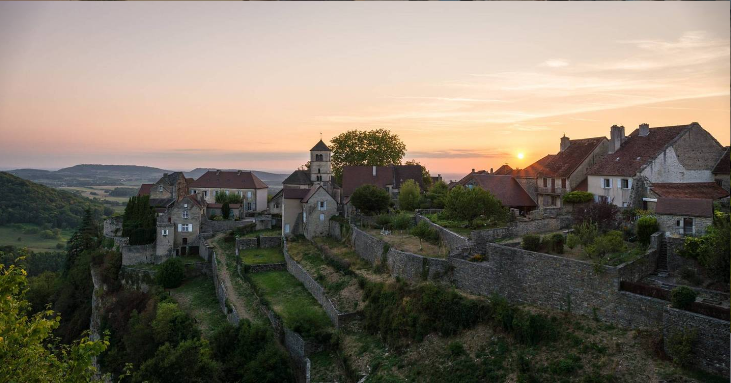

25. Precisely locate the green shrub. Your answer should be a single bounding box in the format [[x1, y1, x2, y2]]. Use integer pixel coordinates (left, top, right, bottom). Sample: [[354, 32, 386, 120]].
[[548, 353, 582, 375], [574, 221, 598, 247], [351, 184, 391, 215], [522, 234, 541, 252], [563, 191, 593, 204], [679, 267, 702, 286], [670, 286, 697, 310], [678, 236, 705, 260], [410, 220, 439, 244], [156, 258, 186, 289], [586, 231, 625, 258], [549, 233, 564, 254], [398, 179, 422, 211], [566, 234, 580, 249], [636, 216, 659, 246], [666, 329, 697, 366], [391, 213, 412, 230], [511, 310, 559, 346], [375, 214, 393, 229]]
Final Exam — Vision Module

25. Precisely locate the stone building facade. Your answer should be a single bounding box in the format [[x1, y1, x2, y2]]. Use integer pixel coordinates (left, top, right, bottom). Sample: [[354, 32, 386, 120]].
[[190, 170, 268, 212], [149, 172, 190, 201], [156, 195, 203, 256]]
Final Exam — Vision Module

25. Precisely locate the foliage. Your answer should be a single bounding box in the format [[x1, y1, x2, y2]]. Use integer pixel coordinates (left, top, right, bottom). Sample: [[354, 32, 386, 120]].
[[156, 258, 186, 289], [636, 216, 659, 246], [351, 184, 390, 215], [404, 159, 432, 188], [398, 179, 422, 211], [391, 213, 412, 231], [109, 187, 139, 197], [221, 202, 231, 220], [670, 286, 697, 310], [91, 249, 123, 293], [547, 233, 564, 254], [444, 185, 508, 227], [424, 181, 449, 209], [215, 191, 243, 204], [562, 191, 593, 204], [572, 201, 620, 232], [677, 215, 730, 282], [375, 214, 393, 229], [122, 195, 156, 246], [134, 339, 219, 383], [26, 271, 60, 313], [566, 234, 580, 250], [573, 221, 599, 247], [491, 295, 559, 346], [410, 220, 440, 244], [0, 261, 108, 382], [585, 231, 625, 258], [330, 129, 407, 182], [666, 329, 697, 367], [0, 172, 106, 229], [521, 235, 541, 252], [0, 245, 65, 277]]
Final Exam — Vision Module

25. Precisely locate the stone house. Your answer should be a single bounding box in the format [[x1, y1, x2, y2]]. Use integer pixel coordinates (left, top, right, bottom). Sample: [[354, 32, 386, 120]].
[[654, 198, 714, 237], [149, 172, 191, 201], [712, 147, 730, 192], [454, 173, 537, 215], [205, 203, 243, 220], [341, 164, 424, 215], [280, 185, 337, 238], [156, 195, 203, 257], [587, 123, 726, 208], [189, 170, 268, 213]]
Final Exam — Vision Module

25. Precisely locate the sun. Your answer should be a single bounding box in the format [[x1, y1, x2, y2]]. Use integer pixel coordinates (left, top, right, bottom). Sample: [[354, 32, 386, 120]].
[[517, 152, 525, 159]]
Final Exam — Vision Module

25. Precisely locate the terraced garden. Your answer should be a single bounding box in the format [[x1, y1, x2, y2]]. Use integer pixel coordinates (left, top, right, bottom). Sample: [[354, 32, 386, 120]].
[[239, 247, 284, 265], [242, 228, 281, 238], [365, 227, 448, 258]]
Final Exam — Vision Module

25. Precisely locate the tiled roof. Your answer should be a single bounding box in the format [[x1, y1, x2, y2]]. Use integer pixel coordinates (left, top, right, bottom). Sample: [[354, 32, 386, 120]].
[[493, 165, 513, 175], [283, 170, 312, 186], [311, 140, 330, 151], [510, 155, 555, 178], [656, 198, 713, 218], [588, 124, 692, 177], [283, 188, 311, 200], [712, 147, 730, 175], [650, 182, 729, 200], [539, 137, 606, 178], [179, 195, 202, 208], [461, 174, 536, 208], [206, 203, 241, 209], [341, 165, 424, 197], [191, 171, 267, 189], [149, 198, 175, 208], [138, 183, 153, 196]]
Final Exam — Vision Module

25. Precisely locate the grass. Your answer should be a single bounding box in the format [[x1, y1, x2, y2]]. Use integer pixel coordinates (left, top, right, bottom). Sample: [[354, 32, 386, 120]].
[[0, 224, 72, 252], [242, 228, 281, 238], [365, 227, 448, 258], [168, 276, 227, 338], [248, 270, 332, 333], [239, 247, 284, 265], [313, 237, 371, 271]]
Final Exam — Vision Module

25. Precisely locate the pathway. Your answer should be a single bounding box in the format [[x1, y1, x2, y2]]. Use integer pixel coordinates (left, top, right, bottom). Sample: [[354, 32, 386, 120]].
[[210, 234, 256, 322]]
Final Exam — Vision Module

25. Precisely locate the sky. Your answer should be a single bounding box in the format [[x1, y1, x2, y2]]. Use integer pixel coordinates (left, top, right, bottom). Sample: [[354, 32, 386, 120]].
[[0, 2, 728, 180]]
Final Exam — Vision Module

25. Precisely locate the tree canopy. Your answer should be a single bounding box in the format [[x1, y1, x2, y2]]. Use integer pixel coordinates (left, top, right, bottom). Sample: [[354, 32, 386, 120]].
[[444, 185, 508, 225], [122, 196, 156, 246], [404, 160, 432, 188], [398, 179, 421, 211], [330, 129, 406, 182], [350, 184, 391, 215]]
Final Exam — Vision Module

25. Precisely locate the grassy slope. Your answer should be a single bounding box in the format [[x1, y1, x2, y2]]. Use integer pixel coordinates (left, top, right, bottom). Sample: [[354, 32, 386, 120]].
[[168, 276, 227, 338], [0, 224, 73, 252]]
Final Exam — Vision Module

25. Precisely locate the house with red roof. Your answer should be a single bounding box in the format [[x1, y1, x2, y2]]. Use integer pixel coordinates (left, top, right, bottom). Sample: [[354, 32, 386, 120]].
[[455, 173, 537, 215], [587, 123, 726, 208], [190, 170, 268, 213]]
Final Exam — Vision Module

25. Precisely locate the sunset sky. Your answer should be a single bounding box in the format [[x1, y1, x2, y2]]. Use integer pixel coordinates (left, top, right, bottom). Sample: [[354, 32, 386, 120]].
[[0, 2, 728, 180]]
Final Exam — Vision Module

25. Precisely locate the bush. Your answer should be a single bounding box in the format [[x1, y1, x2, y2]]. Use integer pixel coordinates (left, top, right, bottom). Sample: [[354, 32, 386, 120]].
[[566, 234, 580, 249], [375, 214, 393, 229], [522, 234, 541, 252], [666, 329, 697, 367], [679, 267, 702, 286], [573, 201, 620, 232], [156, 258, 186, 289], [392, 213, 412, 230], [410, 221, 439, 244], [670, 286, 697, 310], [573, 221, 598, 247], [563, 191, 593, 204], [549, 233, 564, 254], [351, 184, 391, 215], [398, 179, 421, 211], [586, 231, 625, 258], [636, 216, 658, 246], [444, 185, 508, 227]]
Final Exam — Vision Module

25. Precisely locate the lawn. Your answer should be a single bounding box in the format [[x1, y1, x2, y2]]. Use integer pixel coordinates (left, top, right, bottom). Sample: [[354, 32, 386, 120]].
[[248, 270, 332, 335], [0, 224, 72, 252], [242, 228, 281, 238], [168, 276, 227, 338], [240, 247, 284, 265], [365, 228, 448, 258]]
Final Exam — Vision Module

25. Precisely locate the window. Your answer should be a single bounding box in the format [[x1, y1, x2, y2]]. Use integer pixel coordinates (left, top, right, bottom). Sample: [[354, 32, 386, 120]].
[[716, 179, 723, 187], [320, 214, 325, 221], [318, 168, 321, 174], [182, 210, 189, 219], [622, 202, 628, 207], [238, 191, 243, 196], [162, 229, 169, 236], [247, 202, 253, 211], [285, 224, 290, 233], [158, 185, 163, 192], [603, 179, 611, 189], [191, 189, 196, 194], [178, 224, 192, 233], [561, 178, 566, 189], [183, 204, 188, 208], [203, 191, 208, 197], [303, 211, 307, 223], [319, 201, 326, 210], [621, 179, 629, 189], [543, 178, 548, 187], [247, 191, 252, 198]]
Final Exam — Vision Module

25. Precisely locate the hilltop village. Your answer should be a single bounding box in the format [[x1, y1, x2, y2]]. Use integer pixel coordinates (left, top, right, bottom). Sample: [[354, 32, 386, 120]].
[[97, 122, 729, 382]]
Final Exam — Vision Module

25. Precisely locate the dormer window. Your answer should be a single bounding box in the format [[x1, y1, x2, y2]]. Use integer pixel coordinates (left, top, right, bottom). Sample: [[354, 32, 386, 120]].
[[158, 185, 163, 192]]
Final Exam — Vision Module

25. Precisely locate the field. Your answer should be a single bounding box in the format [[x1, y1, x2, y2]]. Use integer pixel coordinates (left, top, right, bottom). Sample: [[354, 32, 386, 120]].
[[239, 247, 284, 265], [168, 276, 227, 338], [0, 224, 72, 252], [59, 185, 133, 212]]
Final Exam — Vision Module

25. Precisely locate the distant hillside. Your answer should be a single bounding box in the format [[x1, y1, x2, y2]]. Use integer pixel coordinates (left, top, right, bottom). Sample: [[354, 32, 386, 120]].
[[56, 164, 173, 178], [0, 172, 106, 229]]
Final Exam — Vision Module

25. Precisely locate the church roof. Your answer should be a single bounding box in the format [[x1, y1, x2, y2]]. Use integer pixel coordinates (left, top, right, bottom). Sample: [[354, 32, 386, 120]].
[[311, 140, 330, 151], [283, 170, 312, 186]]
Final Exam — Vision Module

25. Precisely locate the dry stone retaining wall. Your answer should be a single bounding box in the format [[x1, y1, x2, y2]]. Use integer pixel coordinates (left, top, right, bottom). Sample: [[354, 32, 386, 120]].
[[415, 215, 470, 252], [663, 307, 729, 378], [121, 244, 157, 265], [260, 236, 282, 248]]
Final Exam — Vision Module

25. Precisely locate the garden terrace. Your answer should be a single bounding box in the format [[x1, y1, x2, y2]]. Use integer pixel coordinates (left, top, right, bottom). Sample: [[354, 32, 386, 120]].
[[168, 276, 227, 338], [424, 212, 504, 236], [239, 247, 285, 265], [247, 270, 333, 340], [363, 227, 448, 259], [286, 237, 366, 313], [241, 228, 281, 238]]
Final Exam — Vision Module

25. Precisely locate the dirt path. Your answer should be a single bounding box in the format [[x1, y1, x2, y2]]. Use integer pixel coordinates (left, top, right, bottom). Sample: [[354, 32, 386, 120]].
[[210, 234, 255, 322]]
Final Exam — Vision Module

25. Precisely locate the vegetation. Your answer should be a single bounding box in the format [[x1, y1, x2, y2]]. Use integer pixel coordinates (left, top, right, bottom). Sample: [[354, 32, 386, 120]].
[[122, 195, 156, 245], [409, 220, 440, 244], [351, 184, 390, 215], [215, 191, 243, 205], [573, 200, 620, 232], [330, 129, 407, 182], [636, 216, 659, 246], [404, 159, 432, 188], [0, 261, 108, 382], [562, 191, 594, 204], [423, 180, 449, 209], [444, 185, 509, 228], [109, 187, 139, 197], [521, 234, 541, 252], [585, 231, 625, 258], [677, 213, 730, 282], [239, 247, 284, 265], [666, 329, 697, 367], [156, 258, 186, 289], [0, 171, 106, 229], [221, 202, 231, 220], [670, 286, 697, 310], [398, 179, 421, 211]]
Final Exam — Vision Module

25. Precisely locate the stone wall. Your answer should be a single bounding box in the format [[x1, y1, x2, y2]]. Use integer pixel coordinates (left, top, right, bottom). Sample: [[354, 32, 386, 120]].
[[211, 249, 241, 326], [470, 227, 512, 251], [260, 236, 281, 248], [663, 307, 729, 378], [329, 220, 343, 241], [236, 237, 258, 250], [202, 217, 255, 234], [665, 236, 705, 274], [612, 291, 667, 328], [617, 248, 658, 283], [415, 215, 470, 252], [657, 215, 713, 237], [236, 236, 282, 250], [121, 244, 157, 265], [351, 226, 387, 265], [103, 217, 123, 238], [469, 217, 572, 252], [247, 263, 287, 273]]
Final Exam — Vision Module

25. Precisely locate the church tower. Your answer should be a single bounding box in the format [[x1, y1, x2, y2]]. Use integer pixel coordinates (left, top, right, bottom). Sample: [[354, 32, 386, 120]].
[[310, 139, 332, 185]]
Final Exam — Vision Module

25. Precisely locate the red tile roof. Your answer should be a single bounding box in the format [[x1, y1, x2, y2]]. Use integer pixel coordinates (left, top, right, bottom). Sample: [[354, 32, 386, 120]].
[[138, 183, 153, 196], [588, 124, 692, 177], [510, 155, 555, 178], [539, 137, 607, 178], [650, 182, 729, 200], [712, 147, 730, 175], [493, 164, 513, 175], [341, 165, 423, 197], [191, 171, 267, 189], [656, 198, 713, 218], [461, 174, 536, 208], [283, 188, 311, 200]]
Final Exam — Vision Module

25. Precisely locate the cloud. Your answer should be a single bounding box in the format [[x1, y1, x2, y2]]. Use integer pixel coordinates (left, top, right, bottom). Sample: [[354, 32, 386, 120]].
[[386, 96, 505, 103], [407, 149, 509, 159], [541, 59, 569, 68]]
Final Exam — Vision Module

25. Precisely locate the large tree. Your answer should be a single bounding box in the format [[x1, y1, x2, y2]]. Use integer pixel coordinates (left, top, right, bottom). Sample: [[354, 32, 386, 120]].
[[398, 179, 421, 212], [330, 129, 406, 183], [404, 160, 432, 188], [350, 184, 390, 215], [122, 196, 156, 246], [444, 185, 508, 227]]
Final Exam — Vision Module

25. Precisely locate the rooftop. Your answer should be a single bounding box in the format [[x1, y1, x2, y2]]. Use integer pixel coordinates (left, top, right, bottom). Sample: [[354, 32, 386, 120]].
[[190, 170, 267, 189], [539, 137, 607, 178], [341, 164, 424, 197], [459, 174, 536, 208], [656, 198, 713, 218], [650, 182, 729, 200]]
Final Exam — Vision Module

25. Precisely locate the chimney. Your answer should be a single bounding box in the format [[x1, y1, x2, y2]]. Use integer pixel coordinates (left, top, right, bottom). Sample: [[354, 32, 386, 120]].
[[609, 125, 626, 154], [237, 170, 241, 175], [372, 166, 376, 177], [639, 123, 649, 137], [216, 170, 220, 175], [560, 134, 570, 152], [472, 168, 475, 173], [490, 168, 493, 174]]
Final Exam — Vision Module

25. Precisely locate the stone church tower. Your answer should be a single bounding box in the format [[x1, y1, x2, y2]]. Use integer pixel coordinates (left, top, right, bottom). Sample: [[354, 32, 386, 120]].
[[310, 139, 332, 185]]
